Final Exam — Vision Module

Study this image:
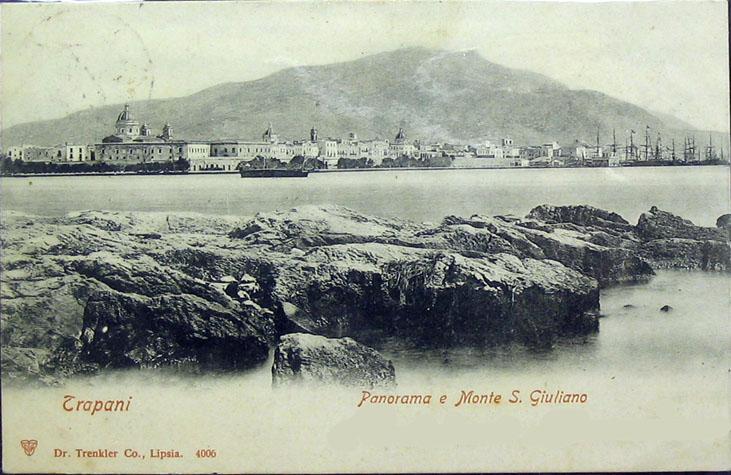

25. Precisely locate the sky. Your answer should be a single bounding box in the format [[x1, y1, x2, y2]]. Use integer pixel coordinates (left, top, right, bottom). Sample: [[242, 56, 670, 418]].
[[1, 1, 729, 131]]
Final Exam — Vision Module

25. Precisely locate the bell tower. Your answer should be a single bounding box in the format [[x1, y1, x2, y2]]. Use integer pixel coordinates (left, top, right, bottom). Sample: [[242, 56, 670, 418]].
[[161, 123, 173, 141]]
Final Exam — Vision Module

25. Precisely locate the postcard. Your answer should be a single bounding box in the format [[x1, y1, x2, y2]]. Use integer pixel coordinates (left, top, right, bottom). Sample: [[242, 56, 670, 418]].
[[1, 1, 729, 473]]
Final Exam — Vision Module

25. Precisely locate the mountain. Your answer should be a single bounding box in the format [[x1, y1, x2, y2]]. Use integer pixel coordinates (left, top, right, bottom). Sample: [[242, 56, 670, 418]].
[[2, 47, 727, 150]]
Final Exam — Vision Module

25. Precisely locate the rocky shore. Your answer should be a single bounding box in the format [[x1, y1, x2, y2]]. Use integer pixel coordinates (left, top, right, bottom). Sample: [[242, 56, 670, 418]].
[[1, 204, 728, 384]]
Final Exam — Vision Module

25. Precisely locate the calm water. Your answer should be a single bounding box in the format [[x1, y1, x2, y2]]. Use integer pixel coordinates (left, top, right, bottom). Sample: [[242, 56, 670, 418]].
[[3, 271, 728, 471], [1, 165, 729, 226], [2, 167, 729, 470]]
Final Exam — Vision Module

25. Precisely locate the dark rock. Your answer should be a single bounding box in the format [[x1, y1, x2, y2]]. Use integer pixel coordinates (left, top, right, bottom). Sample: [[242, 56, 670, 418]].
[[623, 304, 636, 309], [272, 333, 395, 388], [640, 238, 730, 271], [717, 214, 731, 229], [68, 253, 231, 305], [527, 204, 632, 231], [131, 232, 162, 240], [228, 222, 264, 239], [660, 305, 673, 312], [60, 289, 276, 373], [637, 206, 726, 241], [515, 220, 554, 233], [427, 213, 653, 287], [268, 246, 600, 348], [3, 204, 728, 383]]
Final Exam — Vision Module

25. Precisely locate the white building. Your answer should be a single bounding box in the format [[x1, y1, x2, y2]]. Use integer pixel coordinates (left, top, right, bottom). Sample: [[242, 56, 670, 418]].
[[21, 144, 91, 162], [388, 128, 415, 158]]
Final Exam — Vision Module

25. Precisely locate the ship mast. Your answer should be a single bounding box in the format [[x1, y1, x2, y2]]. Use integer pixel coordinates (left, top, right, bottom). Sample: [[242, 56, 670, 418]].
[[630, 129, 636, 160], [643, 125, 650, 160], [655, 131, 662, 160], [706, 132, 715, 161]]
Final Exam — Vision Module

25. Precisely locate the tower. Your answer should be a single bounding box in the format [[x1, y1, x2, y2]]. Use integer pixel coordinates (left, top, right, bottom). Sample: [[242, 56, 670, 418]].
[[263, 123, 277, 143], [161, 123, 173, 141], [310, 126, 318, 143], [395, 127, 406, 143]]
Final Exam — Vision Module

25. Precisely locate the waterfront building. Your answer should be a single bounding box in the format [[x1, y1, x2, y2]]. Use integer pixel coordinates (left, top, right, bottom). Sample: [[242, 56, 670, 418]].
[[204, 125, 320, 170], [529, 156, 564, 167], [317, 139, 339, 167], [560, 140, 591, 160], [519, 146, 545, 160], [96, 104, 210, 167], [291, 140, 320, 159], [96, 105, 179, 163], [20, 144, 91, 162], [6, 145, 29, 161], [416, 143, 445, 160], [389, 127, 415, 158], [334, 133, 389, 165], [472, 141, 505, 159], [541, 142, 561, 158]]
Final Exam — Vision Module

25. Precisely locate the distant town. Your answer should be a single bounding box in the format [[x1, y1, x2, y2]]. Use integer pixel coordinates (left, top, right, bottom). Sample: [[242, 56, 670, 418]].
[[1, 104, 728, 175]]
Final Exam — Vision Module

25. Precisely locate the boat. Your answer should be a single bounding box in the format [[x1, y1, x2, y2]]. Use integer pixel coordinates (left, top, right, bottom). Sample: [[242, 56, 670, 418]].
[[239, 168, 309, 178]]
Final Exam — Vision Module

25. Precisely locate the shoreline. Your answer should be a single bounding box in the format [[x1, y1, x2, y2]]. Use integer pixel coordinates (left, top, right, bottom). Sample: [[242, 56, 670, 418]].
[[1, 203, 729, 384], [1, 162, 729, 178]]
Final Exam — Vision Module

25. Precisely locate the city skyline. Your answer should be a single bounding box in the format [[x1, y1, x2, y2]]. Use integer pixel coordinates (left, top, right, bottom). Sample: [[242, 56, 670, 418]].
[[1, 1, 729, 133]]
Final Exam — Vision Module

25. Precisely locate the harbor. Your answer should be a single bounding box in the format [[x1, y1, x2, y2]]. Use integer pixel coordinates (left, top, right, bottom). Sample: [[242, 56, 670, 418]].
[[2, 104, 728, 177]]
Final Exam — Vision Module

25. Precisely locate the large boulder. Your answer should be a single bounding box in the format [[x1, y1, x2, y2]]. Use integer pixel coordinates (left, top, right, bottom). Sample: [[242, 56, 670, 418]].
[[717, 214, 731, 241], [53, 289, 276, 374], [637, 206, 726, 241], [635, 207, 730, 270], [429, 213, 652, 287], [639, 238, 731, 271], [272, 333, 395, 388], [262, 245, 600, 348], [527, 204, 633, 232]]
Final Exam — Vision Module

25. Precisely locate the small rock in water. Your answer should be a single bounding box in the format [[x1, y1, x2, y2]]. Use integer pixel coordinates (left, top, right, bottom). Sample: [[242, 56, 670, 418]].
[[272, 333, 396, 388], [660, 305, 673, 312], [623, 304, 636, 309]]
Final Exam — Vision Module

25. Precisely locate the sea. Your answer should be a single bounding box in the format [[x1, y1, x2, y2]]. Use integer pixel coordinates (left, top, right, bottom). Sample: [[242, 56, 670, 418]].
[[1, 165, 729, 471], [1, 165, 729, 226]]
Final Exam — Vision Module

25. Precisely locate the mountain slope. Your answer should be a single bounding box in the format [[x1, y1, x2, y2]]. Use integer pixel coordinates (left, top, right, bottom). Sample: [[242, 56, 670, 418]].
[[1, 47, 724, 149]]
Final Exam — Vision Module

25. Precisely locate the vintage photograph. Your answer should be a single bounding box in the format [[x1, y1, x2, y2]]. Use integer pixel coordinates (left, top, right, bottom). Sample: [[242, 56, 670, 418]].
[[1, 1, 729, 472]]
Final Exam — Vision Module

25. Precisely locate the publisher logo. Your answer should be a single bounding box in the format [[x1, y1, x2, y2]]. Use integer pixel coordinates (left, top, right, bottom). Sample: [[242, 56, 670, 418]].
[[21, 439, 38, 456]]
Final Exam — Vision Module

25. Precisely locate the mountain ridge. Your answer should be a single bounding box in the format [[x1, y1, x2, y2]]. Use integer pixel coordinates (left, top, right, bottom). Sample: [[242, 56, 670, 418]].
[[1, 47, 725, 149]]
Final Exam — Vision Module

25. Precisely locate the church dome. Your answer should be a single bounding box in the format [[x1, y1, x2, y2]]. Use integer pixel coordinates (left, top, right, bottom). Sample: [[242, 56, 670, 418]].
[[116, 104, 139, 125], [114, 104, 141, 139]]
